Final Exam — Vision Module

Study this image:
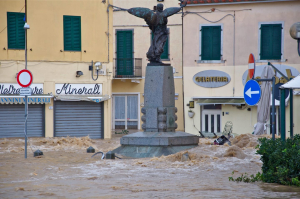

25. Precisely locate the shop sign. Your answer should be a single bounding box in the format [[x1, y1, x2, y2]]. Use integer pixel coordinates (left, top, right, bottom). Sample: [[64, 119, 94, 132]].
[[193, 70, 231, 88], [0, 83, 43, 95], [242, 64, 299, 101], [0, 97, 51, 104], [55, 83, 102, 95]]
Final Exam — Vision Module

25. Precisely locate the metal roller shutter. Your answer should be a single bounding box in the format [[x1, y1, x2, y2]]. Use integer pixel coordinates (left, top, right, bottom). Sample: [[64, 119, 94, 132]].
[[0, 104, 45, 138], [54, 101, 104, 139]]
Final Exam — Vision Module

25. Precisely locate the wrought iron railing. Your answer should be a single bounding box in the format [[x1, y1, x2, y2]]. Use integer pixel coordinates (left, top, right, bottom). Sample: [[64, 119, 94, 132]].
[[113, 58, 142, 78]]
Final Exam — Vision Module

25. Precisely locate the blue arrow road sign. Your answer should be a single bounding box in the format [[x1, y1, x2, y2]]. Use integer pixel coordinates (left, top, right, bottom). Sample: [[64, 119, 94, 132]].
[[244, 79, 261, 106]]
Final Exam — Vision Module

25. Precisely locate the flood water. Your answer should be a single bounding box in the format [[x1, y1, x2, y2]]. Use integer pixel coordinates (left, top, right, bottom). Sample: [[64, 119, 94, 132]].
[[1, 134, 300, 199]]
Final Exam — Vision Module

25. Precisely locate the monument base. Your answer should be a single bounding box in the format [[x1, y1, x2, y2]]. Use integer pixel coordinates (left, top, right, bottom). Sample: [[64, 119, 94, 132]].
[[111, 131, 199, 158], [112, 145, 197, 159]]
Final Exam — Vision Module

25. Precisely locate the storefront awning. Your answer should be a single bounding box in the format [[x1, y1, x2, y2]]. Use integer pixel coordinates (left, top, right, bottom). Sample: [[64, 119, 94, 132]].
[[193, 97, 245, 105], [54, 95, 110, 103], [0, 94, 53, 104], [280, 75, 300, 89]]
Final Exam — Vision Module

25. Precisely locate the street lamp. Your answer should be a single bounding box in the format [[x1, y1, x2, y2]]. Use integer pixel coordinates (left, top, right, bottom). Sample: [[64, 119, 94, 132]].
[[289, 22, 300, 56], [24, 23, 30, 70], [23, 22, 30, 159]]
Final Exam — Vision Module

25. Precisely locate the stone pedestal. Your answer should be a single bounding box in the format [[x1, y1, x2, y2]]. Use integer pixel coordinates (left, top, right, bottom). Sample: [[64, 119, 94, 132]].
[[112, 65, 198, 158]]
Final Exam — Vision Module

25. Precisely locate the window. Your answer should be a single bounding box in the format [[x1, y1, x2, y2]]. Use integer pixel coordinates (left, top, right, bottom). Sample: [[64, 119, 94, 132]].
[[116, 30, 133, 76], [151, 30, 169, 60], [260, 23, 283, 60], [7, 12, 25, 49], [113, 95, 139, 129], [200, 25, 221, 61], [63, 16, 81, 51]]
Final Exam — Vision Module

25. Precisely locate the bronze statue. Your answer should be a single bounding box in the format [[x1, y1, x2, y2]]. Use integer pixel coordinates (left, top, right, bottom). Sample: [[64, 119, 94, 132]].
[[127, 2, 186, 65]]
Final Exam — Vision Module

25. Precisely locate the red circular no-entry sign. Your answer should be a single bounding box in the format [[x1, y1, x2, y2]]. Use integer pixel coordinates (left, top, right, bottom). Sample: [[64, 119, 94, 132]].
[[17, 69, 33, 88], [248, 53, 255, 79]]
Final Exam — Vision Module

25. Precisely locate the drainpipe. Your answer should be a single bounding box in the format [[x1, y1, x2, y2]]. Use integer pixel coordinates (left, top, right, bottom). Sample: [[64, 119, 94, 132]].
[[233, 11, 236, 96], [107, 0, 110, 63]]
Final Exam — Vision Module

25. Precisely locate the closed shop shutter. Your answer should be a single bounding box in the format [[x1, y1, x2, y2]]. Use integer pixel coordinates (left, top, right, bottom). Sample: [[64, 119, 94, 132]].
[[0, 104, 45, 138], [54, 101, 103, 139]]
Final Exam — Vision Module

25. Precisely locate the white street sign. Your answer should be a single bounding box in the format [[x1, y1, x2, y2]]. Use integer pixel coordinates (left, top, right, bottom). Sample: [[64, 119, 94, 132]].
[[19, 87, 32, 96]]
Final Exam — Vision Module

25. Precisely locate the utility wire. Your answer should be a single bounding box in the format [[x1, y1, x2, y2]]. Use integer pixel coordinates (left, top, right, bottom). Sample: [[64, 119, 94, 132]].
[[184, 11, 234, 23]]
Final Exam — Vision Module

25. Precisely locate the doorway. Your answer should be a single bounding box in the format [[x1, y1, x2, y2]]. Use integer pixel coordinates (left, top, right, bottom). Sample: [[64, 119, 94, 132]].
[[201, 105, 222, 133]]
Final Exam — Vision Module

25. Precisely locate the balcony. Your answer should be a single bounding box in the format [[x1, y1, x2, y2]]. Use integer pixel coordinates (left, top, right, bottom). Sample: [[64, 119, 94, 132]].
[[113, 58, 142, 79]]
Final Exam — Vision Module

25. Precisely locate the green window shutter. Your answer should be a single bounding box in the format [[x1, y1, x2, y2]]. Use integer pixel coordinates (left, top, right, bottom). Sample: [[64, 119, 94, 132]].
[[64, 16, 81, 51], [7, 12, 25, 49], [201, 26, 221, 60], [151, 31, 169, 60], [116, 31, 133, 76], [260, 24, 282, 60]]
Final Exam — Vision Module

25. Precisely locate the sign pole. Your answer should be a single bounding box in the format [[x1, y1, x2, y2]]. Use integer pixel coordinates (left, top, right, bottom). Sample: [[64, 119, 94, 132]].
[[280, 88, 286, 141], [290, 88, 293, 138], [24, 21, 27, 159], [24, 0, 28, 158], [24, 105, 28, 159], [272, 77, 275, 141]]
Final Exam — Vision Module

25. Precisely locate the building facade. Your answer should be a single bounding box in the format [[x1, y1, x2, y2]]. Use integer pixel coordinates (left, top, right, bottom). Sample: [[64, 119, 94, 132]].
[[183, 0, 300, 138], [112, 0, 184, 132], [0, 0, 113, 139]]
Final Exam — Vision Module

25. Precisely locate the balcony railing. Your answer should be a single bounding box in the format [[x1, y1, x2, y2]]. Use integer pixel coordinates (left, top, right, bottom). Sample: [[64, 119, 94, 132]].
[[113, 58, 142, 78]]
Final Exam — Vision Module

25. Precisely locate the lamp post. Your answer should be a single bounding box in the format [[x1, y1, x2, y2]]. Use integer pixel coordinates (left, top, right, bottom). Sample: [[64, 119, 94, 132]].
[[287, 22, 300, 139], [290, 22, 300, 56], [24, 22, 30, 159]]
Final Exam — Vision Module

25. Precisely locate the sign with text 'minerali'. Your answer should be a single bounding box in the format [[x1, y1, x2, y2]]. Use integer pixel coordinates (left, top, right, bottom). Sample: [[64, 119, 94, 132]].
[[193, 70, 231, 88], [55, 83, 102, 95]]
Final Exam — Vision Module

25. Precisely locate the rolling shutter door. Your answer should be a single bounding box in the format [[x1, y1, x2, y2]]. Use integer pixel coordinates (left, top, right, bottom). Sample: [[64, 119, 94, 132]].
[[54, 101, 103, 139], [0, 104, 45, 138]]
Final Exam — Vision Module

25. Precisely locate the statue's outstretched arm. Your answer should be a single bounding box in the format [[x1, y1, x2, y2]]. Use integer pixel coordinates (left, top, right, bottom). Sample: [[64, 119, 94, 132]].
[[127, 7, 154, 19], [163, 7, 181, 18], [163, 1, 186, 18]]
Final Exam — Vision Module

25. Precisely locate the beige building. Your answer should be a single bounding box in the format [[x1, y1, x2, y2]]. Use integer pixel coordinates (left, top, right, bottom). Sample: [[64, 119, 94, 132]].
[[0, 0, 113, 139], [111, 0, 184, 132], [183, 0, 300, 138]]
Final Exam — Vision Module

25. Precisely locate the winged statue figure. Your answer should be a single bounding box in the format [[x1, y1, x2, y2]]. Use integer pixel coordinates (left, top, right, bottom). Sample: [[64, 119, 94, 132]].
[[127, 2, 186, 64]]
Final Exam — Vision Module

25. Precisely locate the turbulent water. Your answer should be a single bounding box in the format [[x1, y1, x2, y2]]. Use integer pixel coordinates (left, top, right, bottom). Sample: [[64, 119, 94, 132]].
[[1, 134, 300, 199]]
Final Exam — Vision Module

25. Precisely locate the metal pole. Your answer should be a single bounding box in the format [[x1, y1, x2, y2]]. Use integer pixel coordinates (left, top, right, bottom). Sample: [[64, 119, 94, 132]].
[[24, 93, 28, 159], [272, 77, 275, 140], [280, 89, 286, 141], [24, 0, 28, 159], [290, 88, 293, 138]]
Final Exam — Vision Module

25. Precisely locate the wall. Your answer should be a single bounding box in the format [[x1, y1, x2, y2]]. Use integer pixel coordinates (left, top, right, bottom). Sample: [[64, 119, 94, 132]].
[[0, 0, 114, 138], [0, 0, 113, 63], [182, 0, 300, 136]]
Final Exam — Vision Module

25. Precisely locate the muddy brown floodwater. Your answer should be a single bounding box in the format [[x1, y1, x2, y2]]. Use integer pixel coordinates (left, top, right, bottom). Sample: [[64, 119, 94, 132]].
[[1, 134, 300, 199]]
